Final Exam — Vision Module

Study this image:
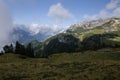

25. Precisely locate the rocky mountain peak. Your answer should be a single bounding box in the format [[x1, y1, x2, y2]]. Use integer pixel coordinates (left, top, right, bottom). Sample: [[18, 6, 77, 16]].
[[68, 17, 120, 32]]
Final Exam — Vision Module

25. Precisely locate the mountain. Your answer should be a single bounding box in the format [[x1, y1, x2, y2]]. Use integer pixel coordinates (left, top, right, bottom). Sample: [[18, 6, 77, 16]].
[[12, 25, 34, 43], [13, 28, 49, 43], [12, 24, 63, 43], [27, 17, 120, 57], [67, 17, 120, 41], [67, 18, 120, 33], [67, 18, 110, 32], [2, 17, 120, 57]]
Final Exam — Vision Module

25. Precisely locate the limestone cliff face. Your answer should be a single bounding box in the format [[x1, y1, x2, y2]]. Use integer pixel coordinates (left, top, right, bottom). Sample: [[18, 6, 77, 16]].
[[67, 18, 120, 33]]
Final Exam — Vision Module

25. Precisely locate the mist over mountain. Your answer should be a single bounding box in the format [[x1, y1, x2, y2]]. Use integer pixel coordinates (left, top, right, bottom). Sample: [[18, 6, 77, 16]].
[[11, 17, 120, 45], [20, 17, 120, 57], [12, 24, 69, 43]]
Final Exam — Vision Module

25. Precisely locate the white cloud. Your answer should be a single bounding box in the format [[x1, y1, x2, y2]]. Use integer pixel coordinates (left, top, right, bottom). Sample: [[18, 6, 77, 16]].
[[21, 23, 69, 36], [106, 0, 120, 10], [48, 3, 74, 23], [83, 14, 98, 20], [0, 0, 13, 50], [83, 0, 120, 20], [113, 7, 120, 17], [99, 10, 109, 18]]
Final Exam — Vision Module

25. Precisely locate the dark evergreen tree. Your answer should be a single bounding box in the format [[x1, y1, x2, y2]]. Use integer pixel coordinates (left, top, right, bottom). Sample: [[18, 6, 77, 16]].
[[26, 43, 34, 57], [9, 44, 14, 53], [3, 44, 13, 53], [0, 51, 4, 55], [3, 45, 10, 53], [15, 41, 25, 55]]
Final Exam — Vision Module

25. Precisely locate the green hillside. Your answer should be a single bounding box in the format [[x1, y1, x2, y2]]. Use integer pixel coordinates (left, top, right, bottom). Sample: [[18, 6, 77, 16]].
[[27, 18, 120, 57], [0, 48, 120, 80]]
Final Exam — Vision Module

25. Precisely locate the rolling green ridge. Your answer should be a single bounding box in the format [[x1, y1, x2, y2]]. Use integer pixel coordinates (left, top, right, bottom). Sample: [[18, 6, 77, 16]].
[[25, 18, 120, 57]]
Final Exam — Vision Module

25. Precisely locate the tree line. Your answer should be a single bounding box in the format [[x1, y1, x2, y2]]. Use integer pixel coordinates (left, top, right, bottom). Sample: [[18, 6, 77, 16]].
[[0, 33, 120, 57], [1, 41, 34, 57]]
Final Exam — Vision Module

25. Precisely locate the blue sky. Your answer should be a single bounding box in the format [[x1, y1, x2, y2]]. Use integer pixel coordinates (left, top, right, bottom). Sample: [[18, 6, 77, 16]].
[[5, 0, 116, 25]]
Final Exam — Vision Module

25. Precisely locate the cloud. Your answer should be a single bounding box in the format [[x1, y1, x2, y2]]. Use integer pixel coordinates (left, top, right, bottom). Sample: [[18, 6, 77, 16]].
[[113, 7, 120, 17], [83, 14, 98, 20], [12, 23, 69, 43], [106, 0, 118, 9], [99, 10, 110, 18], [48, 3, 74, 23], [106, 0, 120, 10], [17, 23, 69, 36], [83, 0, 120, 20], [0, 0, 13, 50]]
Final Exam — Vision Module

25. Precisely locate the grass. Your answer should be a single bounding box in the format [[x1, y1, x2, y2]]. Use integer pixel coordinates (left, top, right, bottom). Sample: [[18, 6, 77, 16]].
[[0, 48, 120, 80]]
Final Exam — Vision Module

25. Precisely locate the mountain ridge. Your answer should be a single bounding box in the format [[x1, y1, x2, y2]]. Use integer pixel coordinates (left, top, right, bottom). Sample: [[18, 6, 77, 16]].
[[29, 17, 120, 57], [2, 17, 120, 57]]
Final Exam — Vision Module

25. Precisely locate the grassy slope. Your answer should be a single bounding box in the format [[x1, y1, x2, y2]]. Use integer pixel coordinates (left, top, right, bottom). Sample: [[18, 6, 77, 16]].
[[0, 48, 120, 80]]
